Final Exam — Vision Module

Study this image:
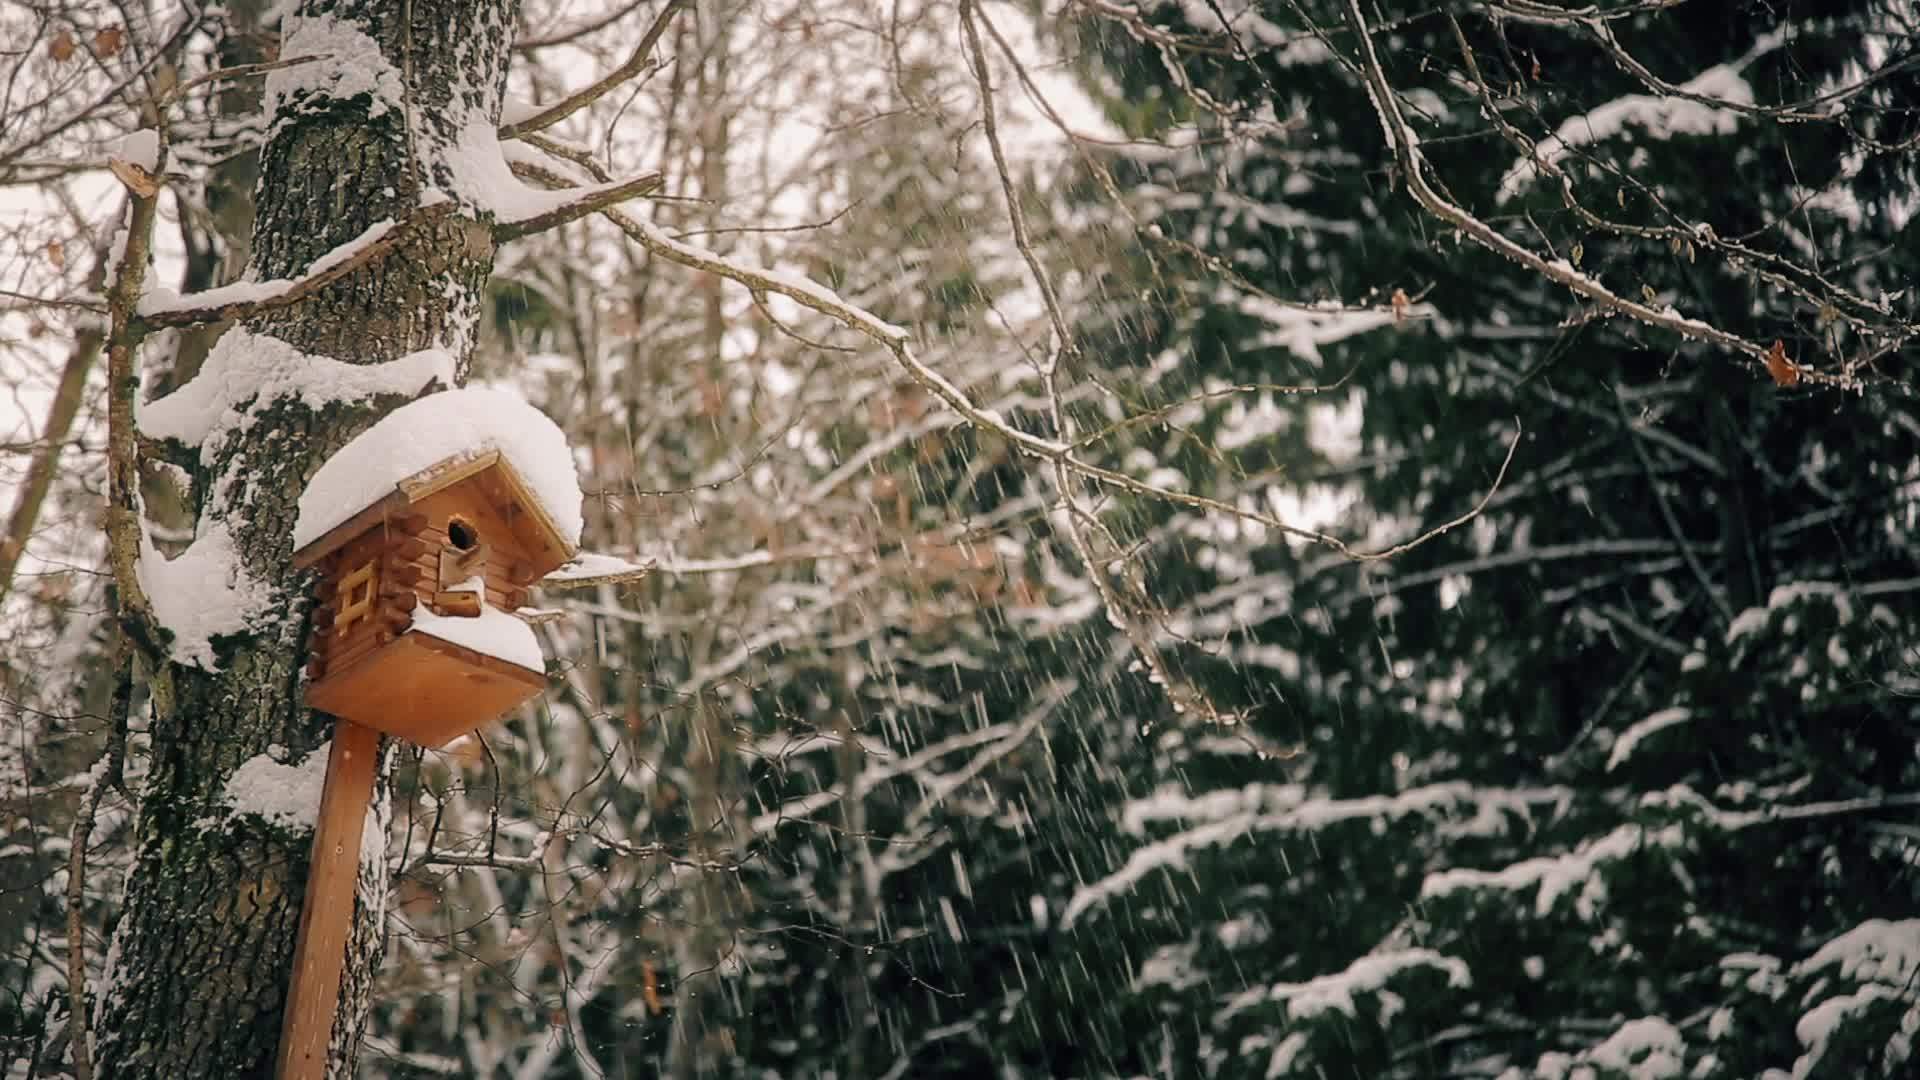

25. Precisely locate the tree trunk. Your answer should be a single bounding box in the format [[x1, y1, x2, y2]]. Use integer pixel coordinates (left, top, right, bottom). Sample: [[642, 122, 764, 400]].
[[666, 12, 747, 1075], [94, 2, 518, 1076]]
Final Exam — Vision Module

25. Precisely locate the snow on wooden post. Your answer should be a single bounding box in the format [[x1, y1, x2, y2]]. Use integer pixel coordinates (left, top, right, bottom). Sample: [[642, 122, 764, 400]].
[[277, 388, 580, 1080]]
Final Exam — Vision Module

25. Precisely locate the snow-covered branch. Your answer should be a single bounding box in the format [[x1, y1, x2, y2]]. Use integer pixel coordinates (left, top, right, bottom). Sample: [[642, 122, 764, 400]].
[[491, 171, 663, 242], [1339, 0, 1865, 390], [136, 205, 455, 329], [506, 158, 1522, 565]]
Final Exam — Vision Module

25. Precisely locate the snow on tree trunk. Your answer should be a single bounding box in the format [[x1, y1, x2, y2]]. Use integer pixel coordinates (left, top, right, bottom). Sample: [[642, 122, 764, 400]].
[[92, 2, 518, 1076]]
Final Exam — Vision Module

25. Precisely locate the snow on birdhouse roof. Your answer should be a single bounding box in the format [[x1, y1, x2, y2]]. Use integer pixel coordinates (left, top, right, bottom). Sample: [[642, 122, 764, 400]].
[[293, 386, 583, 555]]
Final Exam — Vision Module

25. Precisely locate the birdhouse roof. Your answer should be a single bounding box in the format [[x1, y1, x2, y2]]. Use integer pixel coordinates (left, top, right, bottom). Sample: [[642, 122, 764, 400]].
[[291, 387, 582, 566]]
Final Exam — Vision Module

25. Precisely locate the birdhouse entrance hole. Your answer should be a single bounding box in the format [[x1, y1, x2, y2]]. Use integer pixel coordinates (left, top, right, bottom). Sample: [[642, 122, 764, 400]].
[[446, 516, 479, 550]]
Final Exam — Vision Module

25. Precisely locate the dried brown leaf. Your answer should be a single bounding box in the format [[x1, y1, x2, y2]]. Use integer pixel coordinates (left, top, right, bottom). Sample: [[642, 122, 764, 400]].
[[108, 157, 161, 197], [1765, 339, 1800, 387]]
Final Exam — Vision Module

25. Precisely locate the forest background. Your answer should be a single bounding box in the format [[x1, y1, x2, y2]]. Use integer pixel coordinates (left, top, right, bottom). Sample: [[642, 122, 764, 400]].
[[1, 0, 1916, 1077]]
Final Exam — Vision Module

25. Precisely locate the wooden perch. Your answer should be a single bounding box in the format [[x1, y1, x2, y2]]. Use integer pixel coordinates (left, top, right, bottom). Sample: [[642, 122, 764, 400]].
[[538, 551, 656, 590], [431, 591, 482, 618], [276, 724, 380, 1080]]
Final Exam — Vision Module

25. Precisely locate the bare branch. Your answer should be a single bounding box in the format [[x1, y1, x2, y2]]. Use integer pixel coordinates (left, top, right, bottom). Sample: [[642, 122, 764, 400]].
[[0, 326, 103, 609], [491, 171, 663, 243], [517, 0, 656, 50], [653, 197, 1525, 560], [0, 289, 108, 315], [508, 159, 1516, 565], [103, 151, 171, 679], [749, 290, 856, 353], [499, 0, 686, 139], [1072, 372, 1357, 451], [0, 11, 202, 171], [1446, 17, 1915, 348], [63, 645, 131, 1080], [1339, 0, 1869, 390], [158, 53, 327, 105]]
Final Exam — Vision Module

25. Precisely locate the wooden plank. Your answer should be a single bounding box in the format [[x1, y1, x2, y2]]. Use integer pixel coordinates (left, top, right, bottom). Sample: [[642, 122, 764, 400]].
[[489, 456, 576, 573], [322, 623, 385, 672], [291, 489, 410, 569], [430, 590, 482, 618], [275, 721, 381, 1080], [412, 630, 551, 690], [395, 449, 500, 503], [305, 631, 547, 747]]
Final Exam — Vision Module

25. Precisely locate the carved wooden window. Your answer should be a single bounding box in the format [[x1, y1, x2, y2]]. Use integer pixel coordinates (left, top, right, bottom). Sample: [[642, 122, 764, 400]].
[[336, 559, 379, 635]]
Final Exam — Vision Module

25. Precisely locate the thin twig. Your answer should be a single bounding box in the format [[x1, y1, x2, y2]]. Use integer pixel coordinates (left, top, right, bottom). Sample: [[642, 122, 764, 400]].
[[159, 54, 326, 104], [510, 160, 1519, 564], [63, 644, 131, 1080], [500, 0, 685, 139], [1613, 391, 1734, 624], [1340, 0, 1863, 389], [0, 325, 104, 610], [961, 0, 1221, 719]]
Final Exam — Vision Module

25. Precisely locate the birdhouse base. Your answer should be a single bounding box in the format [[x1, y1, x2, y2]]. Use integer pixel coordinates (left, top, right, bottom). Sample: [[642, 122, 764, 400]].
[[305, 631, 547, 748]]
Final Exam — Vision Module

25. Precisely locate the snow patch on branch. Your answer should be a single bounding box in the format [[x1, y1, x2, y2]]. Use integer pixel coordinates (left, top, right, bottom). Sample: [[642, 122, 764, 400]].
[[138, 219, 399, 318], [1726, 580, 1854, 645], [1266, 949, 1470, 1021], [1497, 72, 1753, 203], [1607, 707, 1691, 771], [1231, 291, 1401, 363], [1135, 942, 1203, 991], [1798, 919, 1920, 987], [138, 520, 273, 670], [540, 551, 654, 587], [140, 328, 452, 459], [264, 12, 404, 130], [1174, 0, 1327, 65], [1496, 33, 1788, 203], [1582, 1017, 1687, 1078], [1421, 823, 1684, 918], [443, 117, 648, 225], [1065, 782, 1497, 927]]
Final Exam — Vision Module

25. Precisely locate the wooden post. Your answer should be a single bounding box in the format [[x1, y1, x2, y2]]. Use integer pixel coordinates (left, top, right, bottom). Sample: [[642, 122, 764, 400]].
[[276, 721, 381, 1080]]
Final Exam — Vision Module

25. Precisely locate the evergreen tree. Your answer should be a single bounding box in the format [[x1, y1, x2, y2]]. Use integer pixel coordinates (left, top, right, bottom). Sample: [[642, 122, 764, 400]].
[[1057, 0, 1920, 1075]]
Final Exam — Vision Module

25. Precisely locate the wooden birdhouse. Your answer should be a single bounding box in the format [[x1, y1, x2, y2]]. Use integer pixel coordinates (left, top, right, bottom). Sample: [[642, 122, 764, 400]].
[[279, 388, 583, 1079], [292, 449, 573, 747], [289, 386, 584, 749]]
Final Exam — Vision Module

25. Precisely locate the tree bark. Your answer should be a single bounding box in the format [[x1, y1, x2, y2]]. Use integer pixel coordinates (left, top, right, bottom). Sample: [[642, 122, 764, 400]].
[[93, 2, 519, 1076], [0, 325, 99, 609]]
